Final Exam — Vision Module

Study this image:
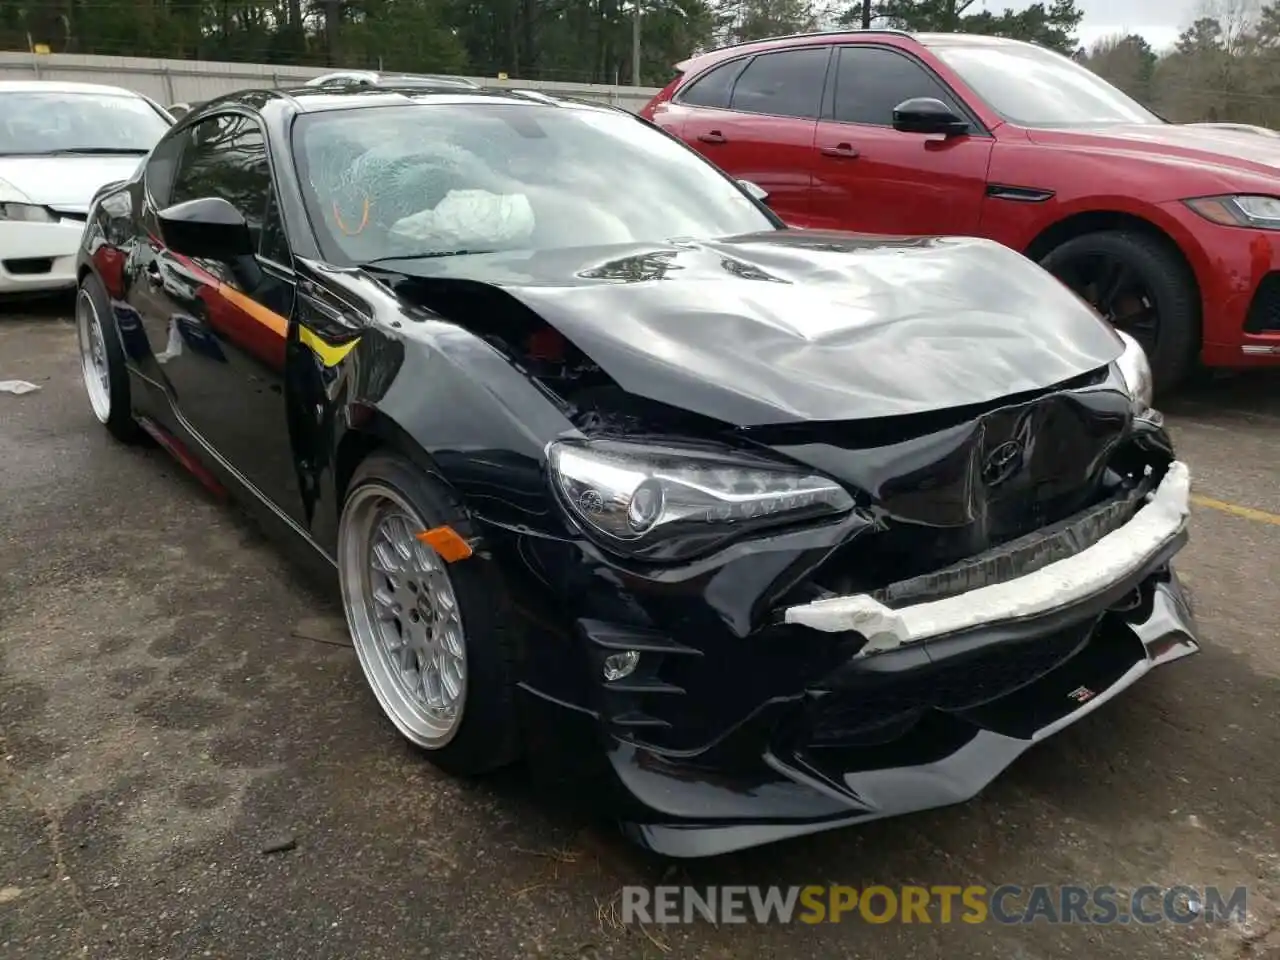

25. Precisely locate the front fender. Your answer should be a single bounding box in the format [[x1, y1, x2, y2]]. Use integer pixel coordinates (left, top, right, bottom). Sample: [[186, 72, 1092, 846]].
[[306, 321, 578, 555]]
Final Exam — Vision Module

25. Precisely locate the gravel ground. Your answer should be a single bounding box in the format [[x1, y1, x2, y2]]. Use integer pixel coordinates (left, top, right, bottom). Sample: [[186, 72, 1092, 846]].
[[2, 304, 1278, 960]]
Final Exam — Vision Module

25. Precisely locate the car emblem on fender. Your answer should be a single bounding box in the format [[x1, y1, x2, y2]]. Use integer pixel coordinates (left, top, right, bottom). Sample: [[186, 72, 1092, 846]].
[[982, 439, 1025, 486]]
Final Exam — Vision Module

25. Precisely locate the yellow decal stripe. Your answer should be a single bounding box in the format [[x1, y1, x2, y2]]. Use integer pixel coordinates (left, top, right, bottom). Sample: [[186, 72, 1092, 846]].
[[298, 326, 361, 367], [218, 283, 358, 366]]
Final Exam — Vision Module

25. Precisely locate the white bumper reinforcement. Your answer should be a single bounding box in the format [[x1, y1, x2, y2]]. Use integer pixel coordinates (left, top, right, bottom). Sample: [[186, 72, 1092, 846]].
[[783, 460, 1192, 655]]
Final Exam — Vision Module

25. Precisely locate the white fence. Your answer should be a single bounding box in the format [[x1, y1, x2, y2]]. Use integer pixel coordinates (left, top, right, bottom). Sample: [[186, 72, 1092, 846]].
[[0, 51, 663, 113]]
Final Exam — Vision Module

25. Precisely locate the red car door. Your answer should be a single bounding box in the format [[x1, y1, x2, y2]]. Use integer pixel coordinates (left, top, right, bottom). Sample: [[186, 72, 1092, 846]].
[[667, 46, 832, 228], [811, 44, 994, 237]]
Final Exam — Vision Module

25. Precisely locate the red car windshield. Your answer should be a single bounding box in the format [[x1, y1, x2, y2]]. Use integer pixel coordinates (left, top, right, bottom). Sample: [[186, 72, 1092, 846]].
[[931, 42, 1164, 128]]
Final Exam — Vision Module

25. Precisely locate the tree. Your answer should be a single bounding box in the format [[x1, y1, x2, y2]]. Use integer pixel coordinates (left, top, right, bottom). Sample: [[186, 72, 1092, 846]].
[[839, 0, 1083, 53], [727, 0, 819, 43], [1081, 33, 1157, 102]]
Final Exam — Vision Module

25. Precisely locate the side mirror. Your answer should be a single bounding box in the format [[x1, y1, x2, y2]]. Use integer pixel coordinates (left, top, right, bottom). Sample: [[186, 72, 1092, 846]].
[[158, 197, 254, 262], [738, 179, 770, 204], [892, 97, 970, 137]]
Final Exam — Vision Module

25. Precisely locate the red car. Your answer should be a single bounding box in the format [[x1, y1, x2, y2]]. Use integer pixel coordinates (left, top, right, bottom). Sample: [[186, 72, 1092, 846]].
[[641, 30, 1280, 391]]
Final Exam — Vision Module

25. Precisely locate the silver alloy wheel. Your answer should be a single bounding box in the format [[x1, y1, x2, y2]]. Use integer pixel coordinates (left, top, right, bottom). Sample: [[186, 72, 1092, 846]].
[[76, 288, 111, 424], [339, 483, 468, 748]]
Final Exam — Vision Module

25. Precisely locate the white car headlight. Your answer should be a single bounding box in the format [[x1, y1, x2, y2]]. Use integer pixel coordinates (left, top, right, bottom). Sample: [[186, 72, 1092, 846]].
[[0, 202, 56, 223], [547, 439, 854, 561], [0, 177, 53, 223], [1114, 330, 1154, 409]]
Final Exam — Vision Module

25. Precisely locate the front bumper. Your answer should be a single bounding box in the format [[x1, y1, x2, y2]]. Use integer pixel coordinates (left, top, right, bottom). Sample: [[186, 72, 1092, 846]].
[[1158, 200, 1280, 367], [611, 569, 1196, 857], [0, 220, 84, 294], [783, 461, 1190, 651], [511, 461, 1199, 857]]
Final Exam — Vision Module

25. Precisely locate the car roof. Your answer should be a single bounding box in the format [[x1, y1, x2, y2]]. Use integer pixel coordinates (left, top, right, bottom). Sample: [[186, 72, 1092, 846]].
[[0, 79, 147, 97], [675, 29, 1036, 71], [201, 84, 614, 116], [305, 71, 480, 89], [913, 32, 1029, 46]]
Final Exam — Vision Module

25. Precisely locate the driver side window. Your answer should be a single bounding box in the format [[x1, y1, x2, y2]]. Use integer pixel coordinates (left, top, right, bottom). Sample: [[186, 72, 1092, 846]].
[[169, 113, 289, 265], [833, 46, 963, 126]]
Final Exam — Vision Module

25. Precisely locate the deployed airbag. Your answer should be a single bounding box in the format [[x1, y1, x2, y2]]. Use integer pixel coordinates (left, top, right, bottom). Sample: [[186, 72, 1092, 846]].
[[391, 189, 535, 248], [784, 461, 1192, 653]]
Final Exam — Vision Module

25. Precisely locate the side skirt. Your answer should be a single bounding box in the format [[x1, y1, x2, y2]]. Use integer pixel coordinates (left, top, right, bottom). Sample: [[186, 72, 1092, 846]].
[[127, 367, 337, 574]]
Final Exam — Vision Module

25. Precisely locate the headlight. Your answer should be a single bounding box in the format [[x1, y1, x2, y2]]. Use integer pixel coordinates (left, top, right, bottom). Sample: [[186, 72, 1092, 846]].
[[0, 202, 55, 223], [0, 178, 52, 222], [1114, 330, 1154, 409], [547, 438, 855, 561], [1185, 194, 1280, 230]]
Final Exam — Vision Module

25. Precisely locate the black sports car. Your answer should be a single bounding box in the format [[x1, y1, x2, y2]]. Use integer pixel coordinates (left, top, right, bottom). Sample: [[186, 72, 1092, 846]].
[[74, 84, 1199, 858]]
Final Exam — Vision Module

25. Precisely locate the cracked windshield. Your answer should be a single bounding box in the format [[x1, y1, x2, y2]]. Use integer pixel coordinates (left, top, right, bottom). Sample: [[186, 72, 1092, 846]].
[[293, 103, 772, 264]]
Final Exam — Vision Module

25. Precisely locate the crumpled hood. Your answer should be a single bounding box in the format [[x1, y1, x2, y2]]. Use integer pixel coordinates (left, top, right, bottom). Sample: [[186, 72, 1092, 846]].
[[384, 230, 1125, 425], [0, 155, 143, 212]]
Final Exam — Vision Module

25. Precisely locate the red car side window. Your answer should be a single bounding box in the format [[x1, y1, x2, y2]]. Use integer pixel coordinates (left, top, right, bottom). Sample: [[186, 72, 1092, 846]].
[[679, 59, 748, 110], [727, 48, 830, 120]]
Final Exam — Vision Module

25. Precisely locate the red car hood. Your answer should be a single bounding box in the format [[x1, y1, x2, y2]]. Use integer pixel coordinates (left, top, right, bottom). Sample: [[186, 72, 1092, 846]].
[[1028, 123, 1280, 177]]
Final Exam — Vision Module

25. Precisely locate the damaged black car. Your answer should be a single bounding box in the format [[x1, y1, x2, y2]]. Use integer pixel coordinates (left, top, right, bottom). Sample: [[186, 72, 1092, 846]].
[[75, 84, 1198, 858]]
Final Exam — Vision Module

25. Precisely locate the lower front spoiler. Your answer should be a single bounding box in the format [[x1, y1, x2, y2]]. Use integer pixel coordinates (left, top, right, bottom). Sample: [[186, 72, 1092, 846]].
[[521, 570, 1199, 859]]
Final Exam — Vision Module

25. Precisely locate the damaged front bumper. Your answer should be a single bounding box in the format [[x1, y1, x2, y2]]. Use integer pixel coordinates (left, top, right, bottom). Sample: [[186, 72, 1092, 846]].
[[511, 460, 1199, 858], [784, 461, 1192, 652]]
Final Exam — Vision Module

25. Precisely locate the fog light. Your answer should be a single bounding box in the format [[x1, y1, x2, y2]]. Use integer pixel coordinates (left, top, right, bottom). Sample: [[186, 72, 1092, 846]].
[[602, 650, 640, 681]]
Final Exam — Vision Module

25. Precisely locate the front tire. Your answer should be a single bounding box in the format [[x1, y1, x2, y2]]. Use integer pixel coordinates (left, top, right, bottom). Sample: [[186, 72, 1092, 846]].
[[338, 453, 520, 775], [1039, 230, 1200, 394], [76, 272, 143, 443]]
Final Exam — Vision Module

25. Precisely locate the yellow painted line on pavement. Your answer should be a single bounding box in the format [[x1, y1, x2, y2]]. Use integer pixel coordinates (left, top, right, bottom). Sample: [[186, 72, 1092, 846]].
[[1191, 494, 1280, 526]]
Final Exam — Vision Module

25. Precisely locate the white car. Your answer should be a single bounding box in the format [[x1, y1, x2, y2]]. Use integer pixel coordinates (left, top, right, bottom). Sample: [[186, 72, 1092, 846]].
[[0, 81, 172, 295]]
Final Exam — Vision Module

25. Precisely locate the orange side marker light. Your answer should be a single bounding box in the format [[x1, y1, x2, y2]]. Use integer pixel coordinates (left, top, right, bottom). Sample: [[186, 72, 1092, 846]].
[[415, 525, 475, 563]]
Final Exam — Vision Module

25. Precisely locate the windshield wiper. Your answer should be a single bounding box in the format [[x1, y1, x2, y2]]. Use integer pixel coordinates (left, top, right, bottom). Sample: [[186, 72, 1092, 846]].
[[360, 250, 497, 267], [14, 147, 151, 156]]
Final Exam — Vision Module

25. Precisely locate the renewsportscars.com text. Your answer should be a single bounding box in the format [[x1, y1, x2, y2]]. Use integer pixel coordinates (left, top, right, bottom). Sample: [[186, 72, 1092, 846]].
[[621, 884, 1248, 926]]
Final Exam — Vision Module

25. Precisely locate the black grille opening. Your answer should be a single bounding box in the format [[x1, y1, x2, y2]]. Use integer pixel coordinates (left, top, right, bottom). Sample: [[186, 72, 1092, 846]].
[[803, 625, 1089, 747], [871, 479, 1148, 608], [3, 258, 54, 276], [1245, 272, 1280, 333]]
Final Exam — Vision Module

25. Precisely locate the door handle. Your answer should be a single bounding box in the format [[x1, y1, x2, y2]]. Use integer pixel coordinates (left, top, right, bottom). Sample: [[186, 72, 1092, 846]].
[[820, 143, 860, 158], [698, 130, 727, 144]]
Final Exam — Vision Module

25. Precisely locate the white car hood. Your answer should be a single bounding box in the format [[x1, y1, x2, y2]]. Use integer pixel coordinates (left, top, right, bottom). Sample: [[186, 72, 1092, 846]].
[[0, 155, 143, 213]]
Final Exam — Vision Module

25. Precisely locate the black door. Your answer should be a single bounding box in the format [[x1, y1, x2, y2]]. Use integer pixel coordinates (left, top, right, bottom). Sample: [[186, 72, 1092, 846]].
[[128, 111, 304, 522]]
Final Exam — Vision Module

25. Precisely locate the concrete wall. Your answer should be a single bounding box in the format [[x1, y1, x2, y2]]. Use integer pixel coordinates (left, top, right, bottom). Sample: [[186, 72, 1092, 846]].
[[0, 51, 663, 113]]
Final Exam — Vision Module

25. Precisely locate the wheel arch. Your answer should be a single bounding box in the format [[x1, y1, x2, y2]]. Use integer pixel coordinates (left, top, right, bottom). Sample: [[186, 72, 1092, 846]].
[[75, 262, 133, 367], [333, 405, 450, 510], [1024, 209, 1198, 287], [1023, 208, 1204, 346]]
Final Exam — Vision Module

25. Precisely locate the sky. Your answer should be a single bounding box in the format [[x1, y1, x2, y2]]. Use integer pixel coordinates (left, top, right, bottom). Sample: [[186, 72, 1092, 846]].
[[982, 0, 1198, 52], [1072, 0, 1196, 51]]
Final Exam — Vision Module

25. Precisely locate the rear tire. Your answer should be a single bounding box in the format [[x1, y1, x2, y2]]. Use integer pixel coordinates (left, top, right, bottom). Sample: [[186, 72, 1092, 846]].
[[76, 272, 143, 444], [1039, 230, 1200, 395], [338, 452, 521, 776]]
